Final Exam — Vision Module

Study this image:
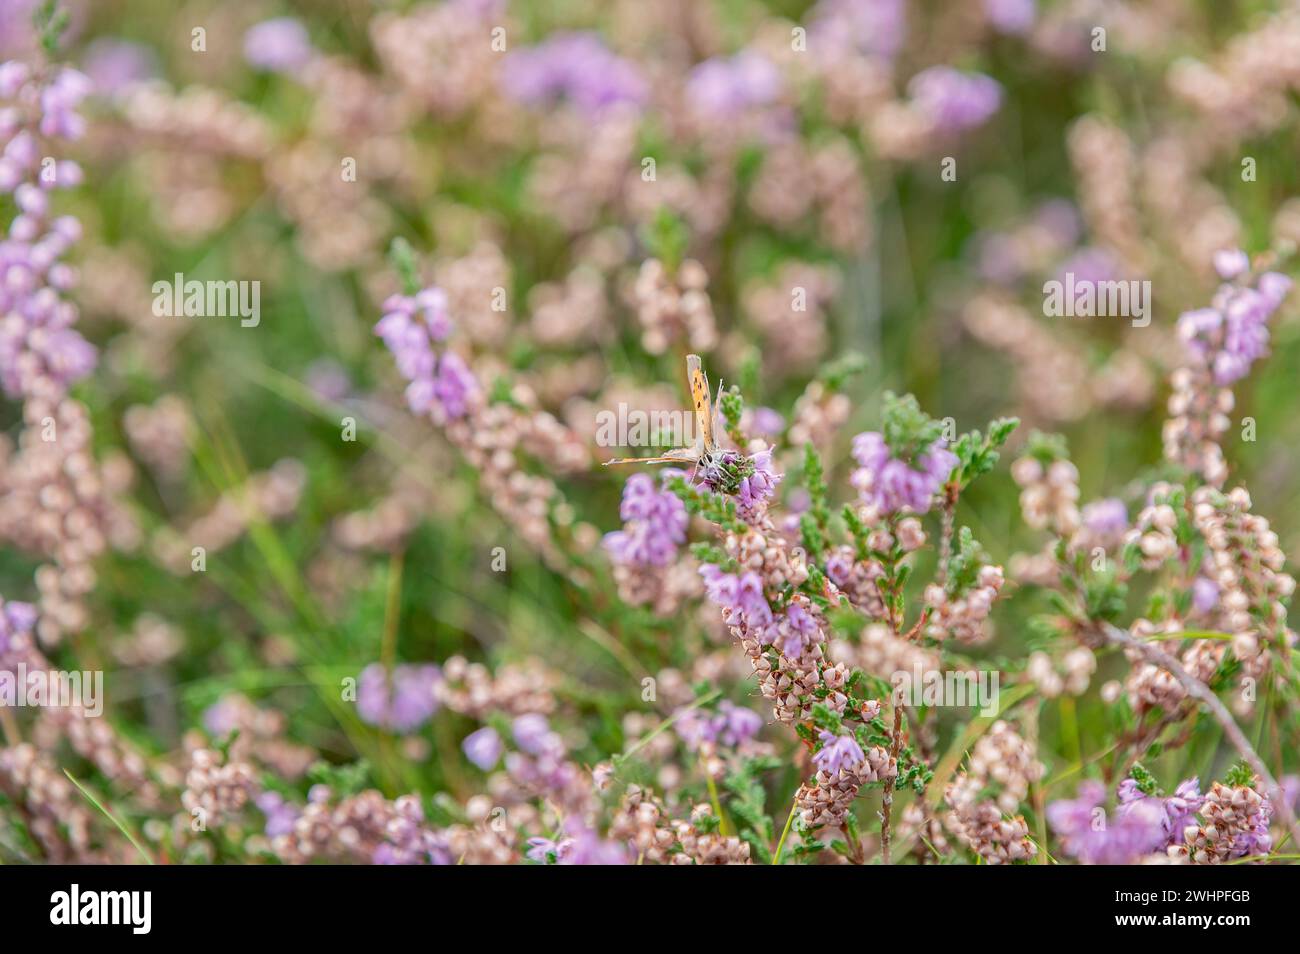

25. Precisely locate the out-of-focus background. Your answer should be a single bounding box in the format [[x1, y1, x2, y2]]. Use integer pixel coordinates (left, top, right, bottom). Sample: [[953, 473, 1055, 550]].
[[3, 0, 1300, 863]]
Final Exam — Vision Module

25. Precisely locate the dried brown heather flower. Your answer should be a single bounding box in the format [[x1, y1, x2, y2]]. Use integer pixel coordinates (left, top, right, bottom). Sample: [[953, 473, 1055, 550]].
[[631, 257, 718, 356], [1, 741, 109, 861], [609, 786, 751, 864], [943, 720, 1042, 864], [181, 748, 258, 826], [436, 655, 557, 719], [1012, 454, 1081, 536], [1170, 779, 1272, 864]]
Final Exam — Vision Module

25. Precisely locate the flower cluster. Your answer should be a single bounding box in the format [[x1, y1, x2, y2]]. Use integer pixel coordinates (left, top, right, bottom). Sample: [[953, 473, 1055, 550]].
[[0, 60, 95, 400]]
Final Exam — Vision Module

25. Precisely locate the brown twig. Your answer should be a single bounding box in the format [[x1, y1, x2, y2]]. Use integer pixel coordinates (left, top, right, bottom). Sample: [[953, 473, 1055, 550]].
[[1100, 623, 1300, 849]]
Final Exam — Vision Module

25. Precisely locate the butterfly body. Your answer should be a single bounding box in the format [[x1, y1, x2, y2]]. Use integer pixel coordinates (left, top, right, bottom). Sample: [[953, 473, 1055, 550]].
[[603, 354, 720, 470]]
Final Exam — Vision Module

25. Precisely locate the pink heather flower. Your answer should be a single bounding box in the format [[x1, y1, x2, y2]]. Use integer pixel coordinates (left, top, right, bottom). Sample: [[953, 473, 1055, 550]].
[[907, 66, 1002, 132], [244, 18, 314, 73], [602, 472, 688, 566], [1048, 780, 1166, 864], [356, 663, 442, 733], [850, 432, 956, 514], [813, 730, 865, 776], [462, 726, 503, 770]]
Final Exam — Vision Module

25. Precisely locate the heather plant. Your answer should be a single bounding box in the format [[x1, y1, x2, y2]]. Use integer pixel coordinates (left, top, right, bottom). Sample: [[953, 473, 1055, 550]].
[[2, 0, 1300, 870]]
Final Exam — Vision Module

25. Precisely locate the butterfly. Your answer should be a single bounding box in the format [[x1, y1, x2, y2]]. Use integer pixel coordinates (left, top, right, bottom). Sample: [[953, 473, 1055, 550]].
[[603, 354, 724, 472]]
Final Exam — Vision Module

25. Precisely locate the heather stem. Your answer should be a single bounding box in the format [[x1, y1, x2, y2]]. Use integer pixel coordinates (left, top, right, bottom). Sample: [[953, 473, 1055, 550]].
[[773, 793, 799, 865], [1100, 622, 1300, 850], [879, 698, 904, 865], [936, 485, 957, 588]]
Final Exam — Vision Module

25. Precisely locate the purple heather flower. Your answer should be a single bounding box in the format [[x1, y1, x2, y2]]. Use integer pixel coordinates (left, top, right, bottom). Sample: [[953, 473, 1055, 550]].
[[700, 562, 739, 608], [356, 663, 442, 733], [1178, 270, 1291, 385], [777, 602, 819, 657], [717, 701, 763, 746], [1116, 776, 1205, 848], [431, 351, 478, 421], [736, 572, 774, 628], [0, 597, 36, 660], [512, 713, 554, 756], [907, 66, 1002, 132], [502, 33, 647, 115], [304, 358, 351, 401], [0, 63, 96, 400], [699, 565, 777, 635], [244, 18, 314, 73], [526, 836, 569, 863], [1257, 271, 1292, 307], [1192, 575, 1219, 614], [201, 697, 243, 738], [255, 791, 299, 839], [1036, 199, 1082, 246], [1213, 248, 1250, 281], [750, 407, 786, 437], [984, 0, 1036, 34], [1048, 780, 1166, 864], [81, 39, 157, 96], [556, 817, 630, 865], [1081, 497, 1127, 540], [850, 431, 956, 514], [686, 51, 782, 115], [813, 730, 865, 777], [462, 726, 503, 770], [374, 285, 480, 421], [1056, 245, 1120, 291], [808, 0, 906, 60], [602, 472, 688, 567], [675, 700, 764, 751], [735, 448, 781, 516]]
